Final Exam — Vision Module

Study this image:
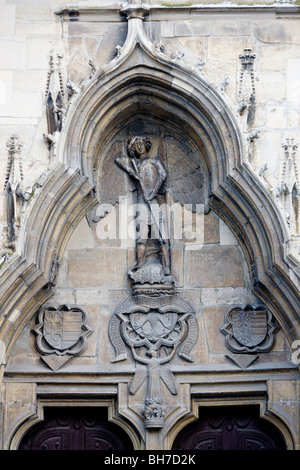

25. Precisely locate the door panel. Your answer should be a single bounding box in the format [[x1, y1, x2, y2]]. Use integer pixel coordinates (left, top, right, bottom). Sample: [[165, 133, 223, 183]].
[[172, 406, 286, 450], [19, 407, 133, 450]]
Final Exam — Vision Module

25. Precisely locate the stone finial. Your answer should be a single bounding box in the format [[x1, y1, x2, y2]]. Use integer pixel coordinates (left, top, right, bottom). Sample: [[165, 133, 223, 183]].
[[120, 0, 150, 20], [4, 135, 24, 246], [238, 48, 256, 127], [276, 136, 300, 235], [44, 50, 65, 143]]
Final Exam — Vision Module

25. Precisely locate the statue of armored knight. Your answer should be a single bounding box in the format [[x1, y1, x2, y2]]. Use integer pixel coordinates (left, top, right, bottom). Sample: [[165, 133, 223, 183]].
[[93, 131, 210, 293], [116, 136, 173, 288]]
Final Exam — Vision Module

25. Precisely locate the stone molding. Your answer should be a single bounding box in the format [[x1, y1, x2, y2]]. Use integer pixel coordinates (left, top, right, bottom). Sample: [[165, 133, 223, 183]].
[[54, 3, 300, 19]]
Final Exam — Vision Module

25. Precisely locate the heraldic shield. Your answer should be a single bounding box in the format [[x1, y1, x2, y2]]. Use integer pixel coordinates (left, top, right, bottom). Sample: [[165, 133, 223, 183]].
[[33, 304, 92, 370], [231, 309, 268, 348], [43, 309, 84, 351], [221, 305, 279, 354]]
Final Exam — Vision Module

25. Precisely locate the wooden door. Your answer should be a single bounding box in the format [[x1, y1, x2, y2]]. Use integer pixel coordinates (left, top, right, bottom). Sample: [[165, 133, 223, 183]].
[[172, 406, 286, 450], [19, 407, 133, 450]]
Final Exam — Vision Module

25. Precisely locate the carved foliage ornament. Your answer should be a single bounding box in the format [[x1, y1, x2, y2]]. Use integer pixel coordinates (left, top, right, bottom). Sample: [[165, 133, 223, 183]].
[[221, 305, 279, 354], [33, 304, 92, 371]]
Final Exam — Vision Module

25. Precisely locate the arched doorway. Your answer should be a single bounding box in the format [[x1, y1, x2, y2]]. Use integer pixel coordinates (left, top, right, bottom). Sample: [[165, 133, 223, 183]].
[[18, 407, 134, 450], [172, 406, 286, 450]]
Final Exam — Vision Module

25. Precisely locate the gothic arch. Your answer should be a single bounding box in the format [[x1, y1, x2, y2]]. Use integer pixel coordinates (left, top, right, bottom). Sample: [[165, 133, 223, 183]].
[[0, 7, 299, 384], [168, 402, 293, 450], [8, 399, 141, 451]]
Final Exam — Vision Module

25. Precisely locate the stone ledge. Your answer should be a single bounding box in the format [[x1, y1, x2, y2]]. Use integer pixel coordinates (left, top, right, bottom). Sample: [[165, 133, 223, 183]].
[[54, 3, 300, 21]]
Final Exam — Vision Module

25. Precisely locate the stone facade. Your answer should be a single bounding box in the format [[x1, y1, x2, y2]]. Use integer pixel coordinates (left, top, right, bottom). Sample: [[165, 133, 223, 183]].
[[0, 0, 299, 451]]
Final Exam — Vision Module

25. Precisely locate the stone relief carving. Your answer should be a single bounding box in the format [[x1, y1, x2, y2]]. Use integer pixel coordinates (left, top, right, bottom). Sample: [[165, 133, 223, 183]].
[[221, 304, 279, 369], [103, 132, 205, 428], [33, 304, 92, 371], [109, 294, 198, 428]]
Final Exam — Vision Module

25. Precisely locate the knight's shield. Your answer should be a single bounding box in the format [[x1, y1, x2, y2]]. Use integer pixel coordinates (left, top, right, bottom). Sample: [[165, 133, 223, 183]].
[[43, 309, 84, 351], [231, 309, 268, 348]]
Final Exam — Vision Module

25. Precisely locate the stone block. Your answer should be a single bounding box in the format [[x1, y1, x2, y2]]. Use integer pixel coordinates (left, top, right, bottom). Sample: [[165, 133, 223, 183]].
[[287, 109, 300, 129], [208, 37, 250, 60], [201, 287, 257, 307], [84, 37, 101, 60], [26, 36, 62, 70], [171, 245, 184, 287], [74, 287, 109, 307], [12, 92, 43, 118], [68, 217, 95, 250], [219, 219, 237, 246], [15, 22, 61, 37], [0, 74, 12, 117], [252, 104, 267, 128], [13, 70, 47, 93], [255, 131, 282, 184], [0, 41, 26, 70], [255, 72, 286, 103], [174, 21, 192, 37], [68, 48, 90, 86], [267, 105, 287, 129], [204, 211, 220, 244], [176, 288, 201, 313], [287, 59, 300, 103], [177, 37, 206, 61], [205, 59, 237, 101], [161, 21, 174, 38], [185, 245, 245, 288], [191, 20, 211, 36], [202, 307, 227, 354], [51, 288, 76, 304], [258, 45, 299, 72], [68, 248, 127, 288], [253, 21, 294, 44], [0, 3, 15, 38], [13, 0, 62, 21], [4, 382, 35, 405], [212, 20, 250, 36]]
